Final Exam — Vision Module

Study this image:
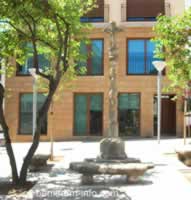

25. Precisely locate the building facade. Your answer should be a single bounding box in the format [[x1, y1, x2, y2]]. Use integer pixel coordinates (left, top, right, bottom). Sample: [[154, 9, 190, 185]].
[[5, 0, 186, 142]]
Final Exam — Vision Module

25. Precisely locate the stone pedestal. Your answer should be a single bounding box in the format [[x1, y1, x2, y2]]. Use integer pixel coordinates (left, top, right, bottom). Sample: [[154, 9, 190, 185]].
[[69, 137, 154, 185], [98, 137, 127, 160]]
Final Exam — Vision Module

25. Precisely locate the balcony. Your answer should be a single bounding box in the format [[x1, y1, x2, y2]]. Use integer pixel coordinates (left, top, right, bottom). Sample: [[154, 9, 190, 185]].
[[121, 0, 170, 22], [81, 1, 109, 23]]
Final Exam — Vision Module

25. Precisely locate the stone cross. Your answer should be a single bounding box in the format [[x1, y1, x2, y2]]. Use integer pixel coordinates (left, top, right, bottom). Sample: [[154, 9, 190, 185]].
[[104, 22, 122, 138], [104, 21, 122, 44]]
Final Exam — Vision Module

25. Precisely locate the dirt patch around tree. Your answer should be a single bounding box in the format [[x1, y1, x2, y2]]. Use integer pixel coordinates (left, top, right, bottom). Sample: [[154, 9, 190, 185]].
[[0, 181, 36, 195]]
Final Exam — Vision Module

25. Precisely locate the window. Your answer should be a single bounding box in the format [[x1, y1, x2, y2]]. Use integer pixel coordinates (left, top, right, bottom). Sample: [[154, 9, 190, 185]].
[[19, 93, 47, 135], [80, 0, 104, 22], [74, 93, 103, 136], [127, 0, 164, 21], [187, 99, 191, 112], [185, 0, 191, 10], [17, 43, 50, 75], [78, 39, 104, 75], [0, 58, 1, 81], [127, 39, 160, 75], [118, 93, 140, 136]]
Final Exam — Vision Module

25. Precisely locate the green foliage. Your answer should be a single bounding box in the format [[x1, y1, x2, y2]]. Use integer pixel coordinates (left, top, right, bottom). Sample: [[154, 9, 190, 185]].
[[153, 9, 191, 95], [0, 0, 95, 82], [0, 0, 98, 185]]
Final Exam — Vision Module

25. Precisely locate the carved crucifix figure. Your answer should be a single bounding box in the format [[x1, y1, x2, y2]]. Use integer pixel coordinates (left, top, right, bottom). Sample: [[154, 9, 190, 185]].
[[104, 22, 122, 138]]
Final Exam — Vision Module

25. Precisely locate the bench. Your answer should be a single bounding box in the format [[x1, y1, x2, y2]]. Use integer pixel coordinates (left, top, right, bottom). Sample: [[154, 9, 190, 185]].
[[70, 162, 154, 184]]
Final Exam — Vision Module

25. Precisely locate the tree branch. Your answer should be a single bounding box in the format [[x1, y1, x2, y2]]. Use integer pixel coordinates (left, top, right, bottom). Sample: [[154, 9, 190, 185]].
[[54, 15, 64, 72], [8, 22, 28, 38], [56, 14, 70, 26], [36, 38, 57, 50], [62, 23, 70, 72], [19, 13, 34, 36]]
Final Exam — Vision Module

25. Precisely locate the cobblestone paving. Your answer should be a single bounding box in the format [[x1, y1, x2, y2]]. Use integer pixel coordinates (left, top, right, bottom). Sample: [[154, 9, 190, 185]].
[[1, 138, 191, 200]]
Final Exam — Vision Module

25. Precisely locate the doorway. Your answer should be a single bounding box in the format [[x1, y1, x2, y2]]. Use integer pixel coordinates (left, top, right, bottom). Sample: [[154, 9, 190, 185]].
[[154, 95, 176, 136]]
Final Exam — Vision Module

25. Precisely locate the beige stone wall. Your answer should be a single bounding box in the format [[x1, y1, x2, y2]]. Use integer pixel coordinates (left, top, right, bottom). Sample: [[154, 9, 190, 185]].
[[5, 26, 184, 142], [4, 0, 185, 142], [104, 0, 185, 24], [167, 0, 185, 16]]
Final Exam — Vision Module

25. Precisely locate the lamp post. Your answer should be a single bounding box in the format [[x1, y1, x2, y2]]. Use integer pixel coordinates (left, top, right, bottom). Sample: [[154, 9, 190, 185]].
[[153, 61, 166, 144], [29, 68, 37, 139]]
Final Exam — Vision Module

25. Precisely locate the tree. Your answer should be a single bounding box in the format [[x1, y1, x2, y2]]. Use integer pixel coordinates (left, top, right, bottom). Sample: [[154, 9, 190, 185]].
[[0, 0, 95, 185], [153, 8, 191, 95]]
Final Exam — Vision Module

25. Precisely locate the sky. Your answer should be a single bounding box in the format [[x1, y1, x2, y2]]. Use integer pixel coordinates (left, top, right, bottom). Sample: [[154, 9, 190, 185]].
[[185, 0, 191, 9]]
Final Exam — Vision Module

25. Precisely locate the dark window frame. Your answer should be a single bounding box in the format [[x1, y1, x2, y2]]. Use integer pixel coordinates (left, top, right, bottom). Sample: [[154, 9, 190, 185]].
[[18, 92, 48, 135], [126, 38, 165, 76], [16, 54, 50, 76], [118, 92, 141, 137], [126, 0, 165, 22], [73, 93, 104, 136], [16, 62, 31, 77], [80, 17, 104, 23], [0, 58, 2, 80], [16, 43, 51, 76], [127, 17, 157, 22], [81, 0, 104, 23], [79, 38, 104, 76]]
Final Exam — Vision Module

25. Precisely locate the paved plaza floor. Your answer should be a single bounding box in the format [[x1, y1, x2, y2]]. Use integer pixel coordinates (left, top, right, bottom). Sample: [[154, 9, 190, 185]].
[[0, 138, 191, 200]]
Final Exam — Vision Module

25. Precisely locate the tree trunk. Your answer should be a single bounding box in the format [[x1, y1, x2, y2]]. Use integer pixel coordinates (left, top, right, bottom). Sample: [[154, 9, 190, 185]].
[[0, 84, 19, 184], [19, 78, 60, 184]]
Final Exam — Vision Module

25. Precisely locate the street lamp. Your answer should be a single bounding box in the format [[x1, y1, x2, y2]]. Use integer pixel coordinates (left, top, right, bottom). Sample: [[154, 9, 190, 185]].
[[153, 61, 166, 144], [29, 68, 38, 139]]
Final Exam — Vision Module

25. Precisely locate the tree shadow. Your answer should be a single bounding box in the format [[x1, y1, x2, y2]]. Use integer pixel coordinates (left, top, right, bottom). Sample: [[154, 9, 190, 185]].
[[0, 146, 6, 155], [0, 181, 36, 196], [29, 164, 54, 173], [28, 168, 155, 199], [32, 177, 133, 200], [0, 163, 157, 199]]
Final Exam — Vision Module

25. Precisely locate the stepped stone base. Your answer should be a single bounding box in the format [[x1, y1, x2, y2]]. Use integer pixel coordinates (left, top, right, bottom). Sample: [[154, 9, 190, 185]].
[[98, 138, 127, 160], [69, 137, 154, 184]]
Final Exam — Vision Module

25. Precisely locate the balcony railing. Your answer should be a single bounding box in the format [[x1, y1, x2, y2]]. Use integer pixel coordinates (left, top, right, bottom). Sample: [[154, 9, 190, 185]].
[[81, 4, 109, 23]]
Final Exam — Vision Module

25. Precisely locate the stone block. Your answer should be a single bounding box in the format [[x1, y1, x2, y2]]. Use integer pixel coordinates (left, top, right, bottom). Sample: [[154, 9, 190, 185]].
[[98, 137, 127, 160]]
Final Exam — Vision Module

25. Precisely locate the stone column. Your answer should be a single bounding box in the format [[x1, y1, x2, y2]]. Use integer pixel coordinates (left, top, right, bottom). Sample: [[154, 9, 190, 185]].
[[99, 23, 127, 161], [104, 22, 122, 138]]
